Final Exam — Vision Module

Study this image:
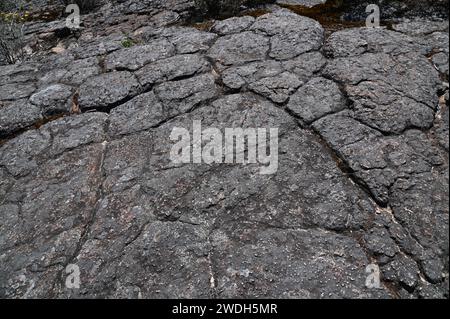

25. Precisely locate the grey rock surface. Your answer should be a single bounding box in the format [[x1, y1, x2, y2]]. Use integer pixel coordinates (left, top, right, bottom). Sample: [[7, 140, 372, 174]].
[[250, 10, 324, 60], [0, 100, 43, 136], [105, 39, 176, 71], [135, 54, 210, 88], [0, 0, 448, 299], [78, 71, 141, 110], [212, 16, 256, 35], [249, 71, 303, 103], [29, 84, 73, 115], [208, 31, 270, 66], [287, 77, 345, 123]]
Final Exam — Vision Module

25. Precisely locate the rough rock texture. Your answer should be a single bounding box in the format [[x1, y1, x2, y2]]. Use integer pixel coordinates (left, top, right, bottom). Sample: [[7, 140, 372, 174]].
[[0, 0, 448, 299]]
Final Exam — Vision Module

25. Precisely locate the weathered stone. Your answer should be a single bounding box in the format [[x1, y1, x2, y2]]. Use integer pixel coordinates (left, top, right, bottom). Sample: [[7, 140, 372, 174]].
[[313, 113, 445, 205], [0, 63, 38, 86], [135, 54, 210, 88], [418, 281, 448, 299], [0, 134, 105, 297], [323, 28, 430, 58], [0, 83, 36, 102], [212, 16, 255, 35], [0, 113, 108, 180], [0, 100, 42, 135], [434, 102, 449, 151], [323, 52, 440, 133], [78, 71, 141, 110], [425, 31, 449, 58], [420, 254, 446, 284], [346, 81, 435, 134], [154, 27, 218, 54], [393, 19, 449, 36], [287, 77, 345, 123], [222, 60, 284, 90], [70, 34, 124, 59], [0, 129, 52, 177], [105, 39, 175, 71], [251, 10, 324, 60], [282, 51, 327, 81], [364, 227, 399, 258], [208, 31, 270, 66], [432, 52, 449, 76], [249, 71, 302, 103], [139, 93, 375, 232], [153, 73, 218, 113], [43, 113, 109, 157], [211, 225, 389, 298], [108, 91, 165, 136], [29, 84, 73, 115], [60, 57, 101, 86], [390, 170, 449, 284], [381, 255, 420, 289], [0, 0, 448, 300]]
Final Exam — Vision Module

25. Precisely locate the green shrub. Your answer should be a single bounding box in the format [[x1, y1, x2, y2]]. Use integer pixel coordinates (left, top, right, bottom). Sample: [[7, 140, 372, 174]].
[[121, 38, 134, 48]]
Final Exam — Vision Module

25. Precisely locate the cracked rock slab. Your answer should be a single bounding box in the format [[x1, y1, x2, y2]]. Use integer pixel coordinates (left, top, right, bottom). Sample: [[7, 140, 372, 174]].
[[29, 84, 73, 116], [153, 73, 218, 113], [208, 31, 270, 66], [0, 83, 36, 102], [105, 39, 175, 71], [146, 27, 218, 55], [135, 54, 210, 89], [313, 112, 445, 205], [249, 71, 303, 104], [0, 1, 448, 299], [287, 77, 345, 124], [323, 52, 440, 134], [0, 100, 43, 136], [323, 28, 431, 58], [0, 113, 108, 298], [250, 10, 324, 60], [222, 60, 284, 90], [108, 91, 165, 137], [78, 71, 141, 110], [211, 225, 389, 298], [212, 16, 256, 35]]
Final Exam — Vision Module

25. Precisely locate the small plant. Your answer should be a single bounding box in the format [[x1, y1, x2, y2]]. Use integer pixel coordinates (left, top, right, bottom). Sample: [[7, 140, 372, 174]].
[[0, 11, 26, 64], [121, 38, 134, 48]]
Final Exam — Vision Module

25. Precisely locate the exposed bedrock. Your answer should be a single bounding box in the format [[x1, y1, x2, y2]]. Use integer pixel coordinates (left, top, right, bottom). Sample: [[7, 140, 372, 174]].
[[0, 1, 448, 299]]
